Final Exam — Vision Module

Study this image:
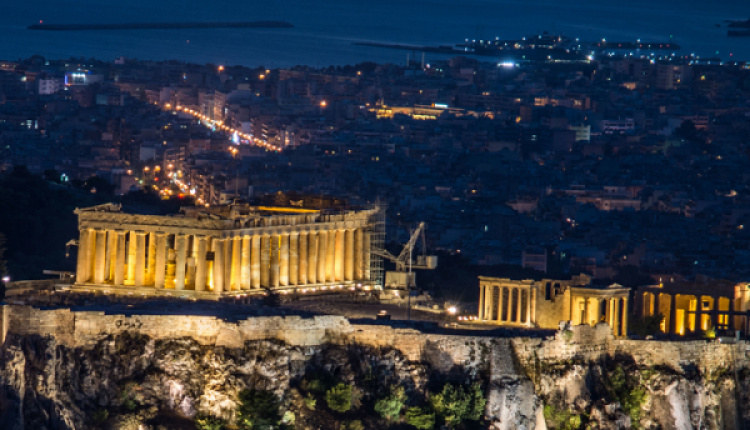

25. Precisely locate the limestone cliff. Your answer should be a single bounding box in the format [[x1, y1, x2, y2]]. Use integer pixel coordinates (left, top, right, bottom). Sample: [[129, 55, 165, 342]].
[[0, 305, 748, 429]]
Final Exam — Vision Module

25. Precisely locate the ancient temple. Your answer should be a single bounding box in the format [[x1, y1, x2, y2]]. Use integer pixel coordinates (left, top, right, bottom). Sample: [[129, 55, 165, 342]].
[[477, 275, 630, 336], [73, 202, 380, 298], [634, 277, 750, 336]]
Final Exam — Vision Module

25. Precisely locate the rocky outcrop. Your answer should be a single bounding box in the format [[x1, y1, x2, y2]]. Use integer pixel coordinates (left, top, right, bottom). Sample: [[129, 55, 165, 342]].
[[0, 332, 445, 430], [1, 304, 749, 429]]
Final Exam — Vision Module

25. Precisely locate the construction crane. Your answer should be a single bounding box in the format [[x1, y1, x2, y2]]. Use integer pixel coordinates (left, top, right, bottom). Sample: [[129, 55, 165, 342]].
[[372, 222, 437, 290]]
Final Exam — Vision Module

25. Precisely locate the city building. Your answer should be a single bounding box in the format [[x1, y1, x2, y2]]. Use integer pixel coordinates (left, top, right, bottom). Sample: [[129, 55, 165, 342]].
[[477, 275, 630, 336], [73, 201, 381, 299]]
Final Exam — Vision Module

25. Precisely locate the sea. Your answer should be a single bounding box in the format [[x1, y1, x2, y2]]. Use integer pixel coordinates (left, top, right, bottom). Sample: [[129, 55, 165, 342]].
[[1, 0, 750, 68]]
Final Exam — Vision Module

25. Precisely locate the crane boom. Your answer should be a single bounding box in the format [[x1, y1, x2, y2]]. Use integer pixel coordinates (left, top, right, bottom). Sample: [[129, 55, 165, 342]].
[[396, 222, 425, 264]]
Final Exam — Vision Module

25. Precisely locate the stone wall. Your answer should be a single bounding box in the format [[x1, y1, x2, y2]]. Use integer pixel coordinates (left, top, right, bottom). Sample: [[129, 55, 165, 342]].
[[512, 321, 750, 374], [3, 304, 748, 376]]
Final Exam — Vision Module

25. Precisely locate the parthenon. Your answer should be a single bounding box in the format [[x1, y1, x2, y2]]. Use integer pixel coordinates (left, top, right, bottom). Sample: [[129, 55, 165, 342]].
[[73, 202, 381, 298]]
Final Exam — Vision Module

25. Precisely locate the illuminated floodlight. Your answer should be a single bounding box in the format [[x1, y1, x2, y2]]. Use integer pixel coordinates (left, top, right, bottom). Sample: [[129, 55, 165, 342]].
[[2, 276, 9, 283], [446, 306, 458, 315], [499, 61, 516, 68]]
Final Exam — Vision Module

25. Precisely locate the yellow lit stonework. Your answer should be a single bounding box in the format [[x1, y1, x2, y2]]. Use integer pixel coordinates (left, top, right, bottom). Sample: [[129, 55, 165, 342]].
[[477, 275, 630, 336], [73, 203, 379, 299]]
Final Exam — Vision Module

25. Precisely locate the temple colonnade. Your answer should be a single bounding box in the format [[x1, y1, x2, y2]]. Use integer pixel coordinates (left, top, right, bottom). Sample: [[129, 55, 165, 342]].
[[74, 204, 378, 296]]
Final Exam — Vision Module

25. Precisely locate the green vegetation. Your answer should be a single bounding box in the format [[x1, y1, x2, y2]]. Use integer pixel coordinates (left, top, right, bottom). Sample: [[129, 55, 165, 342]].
[[301, 372, 336, 394], [195, 415, 225, 430], [704, 326, 716, 339], [405, 406, 436, 430], [629, 314, 664, 337], [605, 367, 648, 428], [325, 383, 353, 413], [341, 420, 364, 430], [118, 382, 141, 411], [429, 382, 486, 429], [543, 405, 582, 430], [91, 408, 109, 426], [236, 389, 287, 430], [374, 385, 407, 421], [303, 393, 317, 410]]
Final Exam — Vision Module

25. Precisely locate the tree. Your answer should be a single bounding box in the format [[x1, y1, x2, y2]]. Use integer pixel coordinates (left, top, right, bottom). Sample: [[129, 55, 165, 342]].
[[629, 314, 664, 337], [236, 389, 285, 430], [429, 382, 485, 429], [325, 383, 353, 413], [405, 406, 436, 430], [374, 385, 406, 422]]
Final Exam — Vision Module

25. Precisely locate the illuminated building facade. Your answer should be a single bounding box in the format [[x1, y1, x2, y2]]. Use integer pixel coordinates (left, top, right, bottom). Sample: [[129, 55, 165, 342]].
[[477, 275, 630, 336], [73, 202, 380, 298], [634, 278, 750, 336]]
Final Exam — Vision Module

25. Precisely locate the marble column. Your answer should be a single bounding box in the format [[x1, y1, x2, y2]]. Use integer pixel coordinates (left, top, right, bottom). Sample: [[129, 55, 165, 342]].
[[605, 299, 613, 328], [260, 235, 270, 288], [105, 230, 115, 282], [185, 239, 196, 289], [497, 287, 504, 322], [279, 233, 290, 286], [76, 229, 91, 283], [668, 294, 677, 335], [134, 232, 147, 287], [147, 232, 156, 285], [354, 229, 363, 280], [477, 285, 487, 321], [583, 296, 589, 325], [613, 298, 621, 336], [195, 236, 207, 291], [516, 289, 523, 324], [115, 231, 127, 286], [326, 230, 336, 282], [106, 230, 117, 282], [289, 232, 299, 286], [241, 236, 251, 290], [231, 237, 241, 291], [174, 234, 187, 290], [505, 288, 512, 323], [154, 233, 166, 289], [525, 289, 531, 325], [345, 229, 354, 281], [93, 230, 107, 284], [270, 234, 280, 288], [126, 231, 137, 284], [213, 238, 224, 293], [308, 232, 318, 284], [696, 295, 704, 331], [363, 231, 371, 280], [622, 297, 629, 336], [251, 235, 261, 289], [317, 231, 327, 283], [334, 229, 344, 282], [530, 287, 536, 325], [298, 232, 308, 285], [223, 239, 232, 291]]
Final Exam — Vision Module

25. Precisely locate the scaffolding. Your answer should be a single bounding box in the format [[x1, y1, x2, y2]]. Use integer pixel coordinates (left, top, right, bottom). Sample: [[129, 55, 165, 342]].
[[369, 202, 386, 289]]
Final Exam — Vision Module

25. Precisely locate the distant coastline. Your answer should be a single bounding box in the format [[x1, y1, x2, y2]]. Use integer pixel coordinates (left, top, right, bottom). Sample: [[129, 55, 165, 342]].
[[28, 21, 293, 31]]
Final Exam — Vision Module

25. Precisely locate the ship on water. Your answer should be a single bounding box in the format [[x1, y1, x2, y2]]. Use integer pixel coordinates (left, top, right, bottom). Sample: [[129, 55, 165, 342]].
[[458, 33, 680, 63]]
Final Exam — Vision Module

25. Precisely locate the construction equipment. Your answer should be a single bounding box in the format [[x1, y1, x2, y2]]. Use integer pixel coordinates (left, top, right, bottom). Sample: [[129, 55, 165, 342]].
[[372, 222, 437, 290]]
